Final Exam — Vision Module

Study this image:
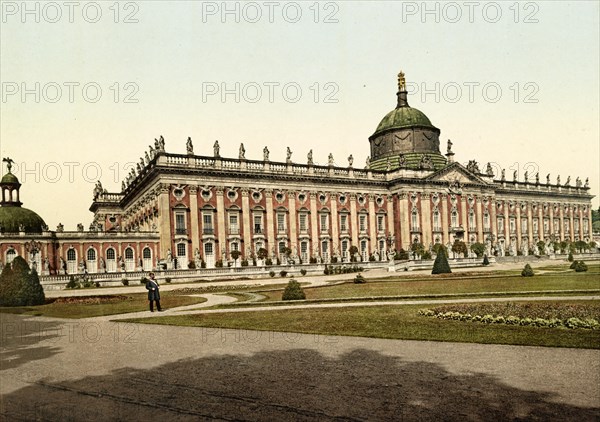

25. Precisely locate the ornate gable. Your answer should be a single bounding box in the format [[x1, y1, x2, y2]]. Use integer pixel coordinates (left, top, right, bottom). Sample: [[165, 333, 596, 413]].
[[424, 162, 489, 185]]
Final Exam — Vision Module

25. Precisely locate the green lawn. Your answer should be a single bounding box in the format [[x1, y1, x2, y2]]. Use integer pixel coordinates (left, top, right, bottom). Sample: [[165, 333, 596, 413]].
[[259, 266, 600, 302], [0, 291, 206, 319], [126, 301, 600, 349]]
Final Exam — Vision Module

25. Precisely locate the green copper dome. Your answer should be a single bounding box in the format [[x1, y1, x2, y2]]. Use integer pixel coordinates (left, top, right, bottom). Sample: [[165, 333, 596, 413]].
[[0, 206, 46, 233], [1, 173, 19, 184], [374, 106, 436, 135]]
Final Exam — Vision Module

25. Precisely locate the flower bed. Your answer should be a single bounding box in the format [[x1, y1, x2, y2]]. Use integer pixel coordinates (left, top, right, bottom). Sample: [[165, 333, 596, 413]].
[[418, 302, 600, 330]]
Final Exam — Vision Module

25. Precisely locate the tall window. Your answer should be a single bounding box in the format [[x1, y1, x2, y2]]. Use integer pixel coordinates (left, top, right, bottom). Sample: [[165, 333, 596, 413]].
[[299, 213, 307, 232], [106, 248, 116, 260], [124, 247, 135, 272], [320, 214, 329, 232], [341, 240, 348, 258], [469, 211, 475, 229], [377, 215, 385, 232], [510, 218, 516, 233], [340, 215, 348, 232], [321, 241, 328, 257], [412, 209, 419, 230], [278, 241, 286, 254], [87, 248, 96, 262], [203, 213, 213, 234], [533, 218, 539, 234], [300, 241, 308, 260], [451, 211, 458, 227], [433, 210, 440, 231], [543, 219, 549, 233], [175, 212, 186, 235], [229, 214, 239, 234], [483, 212, 490, 231], [277, 213, 286, 233], [253, 215, 262, 233], [497, 217, 504, 232], [359, 215, 367, 232], [67, 249, 76, 262], [583, 219, 589, 233]]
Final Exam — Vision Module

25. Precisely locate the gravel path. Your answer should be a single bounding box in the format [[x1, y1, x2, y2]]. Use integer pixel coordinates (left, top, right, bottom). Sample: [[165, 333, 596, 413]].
[[1, 312, 598, 421]]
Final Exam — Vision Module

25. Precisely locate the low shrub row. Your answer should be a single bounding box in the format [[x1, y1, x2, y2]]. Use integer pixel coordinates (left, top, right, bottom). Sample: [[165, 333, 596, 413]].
[[323, 265, 364, 275], [418, 309, 600, 330]]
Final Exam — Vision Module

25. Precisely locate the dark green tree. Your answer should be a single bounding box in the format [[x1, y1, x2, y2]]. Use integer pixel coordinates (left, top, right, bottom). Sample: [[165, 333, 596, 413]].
[[470, 242, 485, 258], [0, 256, 45, 306], [432, 248, 452, 274], [521, 264, 534, 277], [282, 279, 306, 300], [452, 240, 468, 258]]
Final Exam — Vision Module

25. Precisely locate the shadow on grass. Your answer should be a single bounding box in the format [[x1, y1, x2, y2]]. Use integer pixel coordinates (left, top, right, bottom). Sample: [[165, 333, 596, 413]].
[[1, 348, 598, 421]]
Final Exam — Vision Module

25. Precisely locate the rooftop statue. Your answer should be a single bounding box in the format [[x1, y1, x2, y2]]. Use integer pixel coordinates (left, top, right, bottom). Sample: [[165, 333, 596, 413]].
[[239, 143, 246, 160], [213, 140, 220, 157], [307, 149, 313, 165], [186, 137, 194, 155], [348, 154, 353, 167], [286, 147, 292, 162], [2, 157, 14, 173], [328, 153, 334, 166]]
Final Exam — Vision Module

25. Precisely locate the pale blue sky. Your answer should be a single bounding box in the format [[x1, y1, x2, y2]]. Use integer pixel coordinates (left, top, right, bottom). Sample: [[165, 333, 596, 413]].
[[1, 1, 598, 227]]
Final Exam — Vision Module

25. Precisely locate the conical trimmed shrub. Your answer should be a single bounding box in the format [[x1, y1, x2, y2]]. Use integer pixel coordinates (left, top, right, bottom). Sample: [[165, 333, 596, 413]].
[[432, 249, 452, 274], [282, 279, 306, 301], [521, 264, 534, 277]]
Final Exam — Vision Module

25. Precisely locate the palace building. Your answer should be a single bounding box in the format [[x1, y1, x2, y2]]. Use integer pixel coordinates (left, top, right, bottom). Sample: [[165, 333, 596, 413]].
[[0, 72, 595, 275]]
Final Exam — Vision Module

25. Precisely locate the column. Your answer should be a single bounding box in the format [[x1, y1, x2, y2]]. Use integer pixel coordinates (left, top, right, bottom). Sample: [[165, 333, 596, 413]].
[[287, 191, 297, 253], [189, 185, 200, 255], [490, 197, 497, 240], [476, 196, 483, 242], [399, 192, 410, 250], [349, 194, 358, 247], [538, 204, 544, 239], [386, 194, 395, 244], [558, 204, 565, 241], [527, 202, 534, 244], [421, 192, 432, 247], [441, 194, 449, 244], [568, 204, 575, 242], [241, 188, 252, 256], [216, 187, 226, 259], [265, 190, 275, 254], [309, 192, 318, 256], [460, 195, 468, 231], [368, 194, 377, 253], [515, 204, 522, 249], [588, 207, 594, 239], [578, 206, 584, 239], [549, 204, 554, 239], [158, 183, 171, 260], [331, 193, 339, 254], [504, 202, 510, 240]]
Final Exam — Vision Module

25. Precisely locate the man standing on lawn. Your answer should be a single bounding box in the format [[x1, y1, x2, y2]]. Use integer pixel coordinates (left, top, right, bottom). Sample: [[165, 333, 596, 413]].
[[145, 272, 162, 312]]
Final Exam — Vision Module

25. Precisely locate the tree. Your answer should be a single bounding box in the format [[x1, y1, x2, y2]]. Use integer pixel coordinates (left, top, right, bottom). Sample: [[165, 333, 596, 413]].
[[521, 264, 534, 277], [230, 250, 240, 261], [567, 252, 574, 262], [432, 243, 447, 256], [574, 261, 588, 272], [257, 248, 268, 260], [432, 248, 452, 274], [470, 242, 485, 258], [536, 240, 546, 255], [282, 279, 306, 300], [410, 242, 425, 257], [0, 256, 45, 306], [451, 240, 468, 258]]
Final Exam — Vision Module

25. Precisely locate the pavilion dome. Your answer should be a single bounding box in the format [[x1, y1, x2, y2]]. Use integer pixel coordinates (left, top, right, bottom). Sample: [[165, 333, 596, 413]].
[[0, 166, 47, 234]]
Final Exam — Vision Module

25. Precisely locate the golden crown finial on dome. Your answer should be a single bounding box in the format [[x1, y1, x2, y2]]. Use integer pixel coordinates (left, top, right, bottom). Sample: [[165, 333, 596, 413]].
[[397, 70, 406, 91]]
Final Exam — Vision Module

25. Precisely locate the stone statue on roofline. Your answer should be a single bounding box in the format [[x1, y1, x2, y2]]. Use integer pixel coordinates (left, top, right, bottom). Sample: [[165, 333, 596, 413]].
[[398, 154, 406, 168], [307, 149, 314, 165], [328, 153, 334, 166], [213, 140, 220, 157], [348, 154, 353, 167], [239, 143, 246, 160], [365, 156, 371, 168], [186, 137, 194, 155], [501, 169, 506, 181], [286, 147, 292, 163], [263, 146, 270, 161], [535, 172, 539, 184], [485, 163, 494, 177]]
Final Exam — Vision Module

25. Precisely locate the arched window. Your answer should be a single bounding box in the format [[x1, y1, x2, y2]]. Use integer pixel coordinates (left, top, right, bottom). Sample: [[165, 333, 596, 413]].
[[67, 249, 76, 261], [142, 247, 152, 271], [105, 247, 117, 273], [66, 249, 77, 274], [87, 248, 96, 261], [124, 247, 135, 272]]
